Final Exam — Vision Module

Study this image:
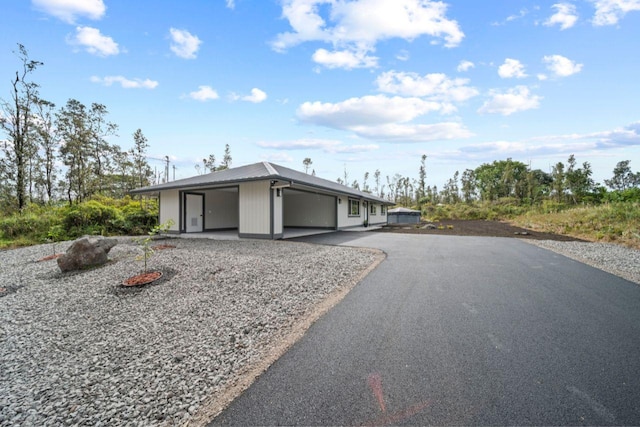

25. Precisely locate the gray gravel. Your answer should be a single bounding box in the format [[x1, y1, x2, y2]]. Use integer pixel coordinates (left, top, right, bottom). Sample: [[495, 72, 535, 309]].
[[0, 237, 378, 426], [526, 240, 640, 285]]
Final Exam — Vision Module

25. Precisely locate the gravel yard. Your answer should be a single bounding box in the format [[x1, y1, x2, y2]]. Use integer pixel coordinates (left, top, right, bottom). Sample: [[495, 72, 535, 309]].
[[526, 240, 640, 285], [0, 237, 381, 426]]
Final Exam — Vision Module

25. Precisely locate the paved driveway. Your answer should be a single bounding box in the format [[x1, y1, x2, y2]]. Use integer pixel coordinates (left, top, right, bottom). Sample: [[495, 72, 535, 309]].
[[212, 233, 640, 425]]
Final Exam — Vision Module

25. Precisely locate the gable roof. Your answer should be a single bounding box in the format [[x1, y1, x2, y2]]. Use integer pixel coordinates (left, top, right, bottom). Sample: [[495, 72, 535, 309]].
[[130, 161, 393, 204]]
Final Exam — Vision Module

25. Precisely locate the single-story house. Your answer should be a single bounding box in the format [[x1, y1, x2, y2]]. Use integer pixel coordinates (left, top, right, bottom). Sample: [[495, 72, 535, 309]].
[[387, 207, 422, 224], [130, 161, 394, 239]]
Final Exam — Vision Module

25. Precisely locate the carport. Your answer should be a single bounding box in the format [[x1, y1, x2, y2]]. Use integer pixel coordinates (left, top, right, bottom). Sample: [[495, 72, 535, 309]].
[[283, 188, 337, 231]]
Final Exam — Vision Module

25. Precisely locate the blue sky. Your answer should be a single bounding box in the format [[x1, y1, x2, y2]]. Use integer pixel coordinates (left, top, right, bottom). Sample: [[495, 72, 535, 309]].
[[1, 0, 639, 190]]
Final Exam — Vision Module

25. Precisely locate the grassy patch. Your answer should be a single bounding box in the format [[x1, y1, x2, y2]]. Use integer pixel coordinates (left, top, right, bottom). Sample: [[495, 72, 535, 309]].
[[511, 203, 640, 248]]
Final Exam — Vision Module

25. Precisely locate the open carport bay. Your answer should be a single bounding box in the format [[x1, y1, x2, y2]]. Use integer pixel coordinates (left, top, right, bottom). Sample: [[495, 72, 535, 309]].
[[283, 188, 336, 230]]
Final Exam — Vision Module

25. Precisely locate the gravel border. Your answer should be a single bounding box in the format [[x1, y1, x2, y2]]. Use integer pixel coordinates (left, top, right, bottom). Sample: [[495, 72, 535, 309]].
[[525, 240, 640, 285], [0, 237, 383, 426]]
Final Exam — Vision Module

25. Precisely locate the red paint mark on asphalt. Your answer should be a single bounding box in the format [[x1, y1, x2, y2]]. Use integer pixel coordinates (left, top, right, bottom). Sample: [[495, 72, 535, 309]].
[[362, 400, 431, 426], [367, 373, 386, 413]]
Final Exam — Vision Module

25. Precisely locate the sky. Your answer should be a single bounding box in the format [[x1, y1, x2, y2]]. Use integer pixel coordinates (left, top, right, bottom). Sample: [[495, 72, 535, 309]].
[[1, 0, 639, 190]]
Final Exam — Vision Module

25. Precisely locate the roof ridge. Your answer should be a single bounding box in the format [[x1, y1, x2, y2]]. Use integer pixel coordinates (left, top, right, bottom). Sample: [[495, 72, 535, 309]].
[[262, 161, 278, 176]]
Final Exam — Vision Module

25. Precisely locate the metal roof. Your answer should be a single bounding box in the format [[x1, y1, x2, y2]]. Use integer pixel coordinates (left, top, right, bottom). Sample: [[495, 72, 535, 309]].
[[130, 161, 393, 204], [388, 207, 421, 214]]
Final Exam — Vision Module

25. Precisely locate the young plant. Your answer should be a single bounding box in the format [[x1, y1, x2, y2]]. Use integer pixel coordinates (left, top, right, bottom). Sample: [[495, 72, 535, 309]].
[[134, 220, 174, 274], [46, 225, 64, 256]]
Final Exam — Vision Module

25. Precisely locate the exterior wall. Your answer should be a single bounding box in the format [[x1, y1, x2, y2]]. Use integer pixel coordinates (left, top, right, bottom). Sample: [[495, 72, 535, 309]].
[[272, 188, 283, 238], [159, 189, 180, 232], [203, 188, 239, 229], [388, 213, 420, 224], [283, 190, 336, 228], [368, 202, 388, 225], [337, 196, 365, 229], [239, 180, 271, 238]]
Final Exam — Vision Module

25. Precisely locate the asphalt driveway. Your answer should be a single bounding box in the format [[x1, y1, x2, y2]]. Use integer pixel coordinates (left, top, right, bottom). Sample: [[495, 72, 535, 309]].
[[212, 232, 640, 425]]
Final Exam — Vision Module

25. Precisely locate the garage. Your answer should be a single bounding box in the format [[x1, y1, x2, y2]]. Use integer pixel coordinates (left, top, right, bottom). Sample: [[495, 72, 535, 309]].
[[283, 188, 336, 229], [203, 187, 239, 230]]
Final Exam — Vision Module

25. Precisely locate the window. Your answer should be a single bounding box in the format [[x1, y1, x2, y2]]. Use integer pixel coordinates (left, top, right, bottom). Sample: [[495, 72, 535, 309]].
[[348, 199, 360, 216], [381, 205, 387, 214], [370, 204, 377, 215]]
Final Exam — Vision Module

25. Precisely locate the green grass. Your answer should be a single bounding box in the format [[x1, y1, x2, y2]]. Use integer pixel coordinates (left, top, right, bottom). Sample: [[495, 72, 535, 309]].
[[511, 203, 640, 248]]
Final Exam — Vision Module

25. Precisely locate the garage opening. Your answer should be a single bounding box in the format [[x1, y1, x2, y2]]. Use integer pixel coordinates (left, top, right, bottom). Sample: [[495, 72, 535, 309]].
[[283, 188, 336, 229], [201, 187, 239, 231]]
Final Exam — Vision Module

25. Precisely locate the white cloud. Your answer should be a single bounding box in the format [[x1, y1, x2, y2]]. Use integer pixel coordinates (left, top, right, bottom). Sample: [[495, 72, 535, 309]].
[[225, 0, 235, 9], [454, 121, 640, 159], [349, 122, 473, 142], [376, 71, 478, 104], [544, 3, 579, 30], [68, 26, 119, 56], [232, 88, 268, 103], [247, 88, 268, 103], [257, 138, 379, 154], [498, 58, 527, 79], [272, 0, 464, 69], [457, 60, 475, 72], [478, 86, 541, 115], [90, 76, 158, 89], [169, 28, 202, 59], [32, 0, 105, 23], [298, 95, 442, 129], [297, 95, 472, 142], [543, 54, 583, 77], [492, 8, 530, 26], [396, 50, 410, 61], [189, 86, 219, 101], [591, 0, 640, 25], [312, 48, 378, 69]]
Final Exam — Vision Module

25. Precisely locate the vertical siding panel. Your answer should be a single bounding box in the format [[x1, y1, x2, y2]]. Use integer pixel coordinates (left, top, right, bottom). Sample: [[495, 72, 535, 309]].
[[239, 181, 271, 236], [159, 190, 180, 231]]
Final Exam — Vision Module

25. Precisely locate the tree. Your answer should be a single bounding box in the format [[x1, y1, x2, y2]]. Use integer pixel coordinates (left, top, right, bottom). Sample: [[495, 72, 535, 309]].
[[418, 154, 427, 200], [131, 129, 152, 188], [203, 154, 217, 173], [374, 169, 381, 197], [474, 159, 528, 202], [605, 160, 639, 191], [86, 103, 118, 195], [551, 162, 565, 202], [460, 169, 476, 203], [220, 144, 232, 170], [565, 154, 594, 203], [56, 99, 117, 203], [303, 157, 312, 173], [0, 44, 43, 210], [32, 99, 58, 202], [441, 171, 460, 204], [362, 171, 370, 193]]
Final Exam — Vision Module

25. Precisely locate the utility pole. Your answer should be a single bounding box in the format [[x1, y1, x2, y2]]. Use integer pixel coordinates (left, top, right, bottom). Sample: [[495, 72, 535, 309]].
[[173, 165, 176, 181], [165, 156, 170, 183]]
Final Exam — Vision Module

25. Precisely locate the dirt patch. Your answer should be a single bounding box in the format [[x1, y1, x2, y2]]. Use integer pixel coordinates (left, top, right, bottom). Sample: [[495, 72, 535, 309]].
[[376, 219, 583, 242]]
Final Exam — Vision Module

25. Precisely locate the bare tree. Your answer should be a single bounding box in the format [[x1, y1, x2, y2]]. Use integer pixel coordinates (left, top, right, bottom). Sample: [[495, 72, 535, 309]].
[[0, 44, 43, 210]]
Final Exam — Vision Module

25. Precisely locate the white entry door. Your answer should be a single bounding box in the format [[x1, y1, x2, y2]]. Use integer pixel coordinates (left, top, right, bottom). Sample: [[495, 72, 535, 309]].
[[185, 193, 204, 233]]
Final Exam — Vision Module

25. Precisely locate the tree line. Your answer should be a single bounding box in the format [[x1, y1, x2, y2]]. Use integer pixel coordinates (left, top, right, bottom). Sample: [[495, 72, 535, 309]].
[[0, 45, 155, 212], [334, 154, 639, 208], [0, 45, 234, 214]]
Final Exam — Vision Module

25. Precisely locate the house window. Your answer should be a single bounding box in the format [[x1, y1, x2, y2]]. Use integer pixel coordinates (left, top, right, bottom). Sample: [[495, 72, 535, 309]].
[[348, 199, 360, 216], [381, 205, 386, 214], [370, 204, 377, 215]]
